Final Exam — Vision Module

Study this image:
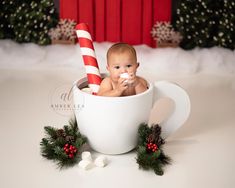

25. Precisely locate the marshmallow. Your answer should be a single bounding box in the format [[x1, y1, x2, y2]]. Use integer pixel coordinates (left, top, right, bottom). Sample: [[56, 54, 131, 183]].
[[120, 73, 131, 84], [81, 151, 92, 162], [120, 73, 129, 79], [94, 156, 108, 168], [81, 87, 92, 94], [78, 160, 93, 170]]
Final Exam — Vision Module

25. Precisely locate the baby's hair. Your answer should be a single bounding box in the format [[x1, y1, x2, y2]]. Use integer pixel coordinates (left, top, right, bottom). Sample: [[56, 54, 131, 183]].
[[107, 42, 137, 63]]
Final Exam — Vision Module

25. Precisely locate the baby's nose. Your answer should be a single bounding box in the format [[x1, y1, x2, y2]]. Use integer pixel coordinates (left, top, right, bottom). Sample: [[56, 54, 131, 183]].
[[120, 67, 127, 73]]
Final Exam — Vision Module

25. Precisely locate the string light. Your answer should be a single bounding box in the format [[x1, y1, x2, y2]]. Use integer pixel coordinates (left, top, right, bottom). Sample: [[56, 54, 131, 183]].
[[175, 0, 235, 49]]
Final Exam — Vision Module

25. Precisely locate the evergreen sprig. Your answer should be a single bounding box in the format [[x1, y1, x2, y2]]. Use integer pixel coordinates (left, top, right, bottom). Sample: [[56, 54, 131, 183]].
[[136, 123, 171, 175], [40, 118, 87, 169]]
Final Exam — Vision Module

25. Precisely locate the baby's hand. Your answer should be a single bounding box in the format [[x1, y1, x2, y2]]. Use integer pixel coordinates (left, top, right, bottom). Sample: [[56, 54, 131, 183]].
[[116, 77, 128, 93], [127, 73, 137, 86]]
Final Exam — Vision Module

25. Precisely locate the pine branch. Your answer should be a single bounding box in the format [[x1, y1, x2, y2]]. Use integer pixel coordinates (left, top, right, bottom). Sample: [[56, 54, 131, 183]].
[[136, 123, 171, 176], [44, 126, 57, 140], [40, 118, 87, 169]]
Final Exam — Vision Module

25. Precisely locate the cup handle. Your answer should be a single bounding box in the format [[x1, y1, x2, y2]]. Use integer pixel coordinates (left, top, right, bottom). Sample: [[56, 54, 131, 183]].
[[152, 81, 191, 138], [148, 97, 175, 126]]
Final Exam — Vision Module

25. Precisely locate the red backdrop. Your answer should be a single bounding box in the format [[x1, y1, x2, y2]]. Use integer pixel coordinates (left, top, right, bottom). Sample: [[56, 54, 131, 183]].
[[60, 0, 171, 47]]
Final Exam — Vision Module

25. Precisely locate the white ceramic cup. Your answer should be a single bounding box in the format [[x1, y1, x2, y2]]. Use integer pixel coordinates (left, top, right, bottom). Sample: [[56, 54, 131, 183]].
[[73, 76, 190, 154]]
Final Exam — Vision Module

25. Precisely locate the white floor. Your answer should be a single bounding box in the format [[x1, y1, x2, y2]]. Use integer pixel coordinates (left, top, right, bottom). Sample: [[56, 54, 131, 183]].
[[0, 66, 235, 188]]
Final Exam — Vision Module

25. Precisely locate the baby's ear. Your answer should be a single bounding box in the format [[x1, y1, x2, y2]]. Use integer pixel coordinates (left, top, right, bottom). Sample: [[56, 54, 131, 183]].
[[137, 62, 140, 68], [106, 65, 111, 72]]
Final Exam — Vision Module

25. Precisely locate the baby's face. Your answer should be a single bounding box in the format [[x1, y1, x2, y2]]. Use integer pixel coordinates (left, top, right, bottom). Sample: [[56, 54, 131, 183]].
[[107, 51, 139, 82]]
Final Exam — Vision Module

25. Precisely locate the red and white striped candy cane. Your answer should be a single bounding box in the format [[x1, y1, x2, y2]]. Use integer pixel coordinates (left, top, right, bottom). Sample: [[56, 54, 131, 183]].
[[75, 23, 102, 94]]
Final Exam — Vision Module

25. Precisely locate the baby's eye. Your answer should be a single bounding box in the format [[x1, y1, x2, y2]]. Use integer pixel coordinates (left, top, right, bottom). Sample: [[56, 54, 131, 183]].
[[127, 64, 132, 68], [114, 66, 120, 69]]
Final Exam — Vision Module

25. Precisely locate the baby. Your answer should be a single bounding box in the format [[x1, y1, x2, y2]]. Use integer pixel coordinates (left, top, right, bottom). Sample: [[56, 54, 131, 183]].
[[97, 43, 148, 97]]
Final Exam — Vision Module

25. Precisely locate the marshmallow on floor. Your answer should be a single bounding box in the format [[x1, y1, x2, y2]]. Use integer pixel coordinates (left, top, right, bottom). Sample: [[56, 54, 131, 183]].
[[78, 160, 93, 170], [81, 151, 92, 162], [94, 155, 108, 168]]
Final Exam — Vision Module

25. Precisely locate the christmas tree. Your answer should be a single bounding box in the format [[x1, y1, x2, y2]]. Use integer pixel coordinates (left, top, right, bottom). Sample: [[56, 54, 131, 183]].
[[173, 0, 235, 50], [0, 1, 15, 39], [0, 0, 58, 45]]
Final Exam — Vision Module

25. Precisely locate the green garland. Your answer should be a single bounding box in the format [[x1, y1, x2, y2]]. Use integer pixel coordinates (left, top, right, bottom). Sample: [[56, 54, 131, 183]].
[[136, 123, 171, 175], [40, 119, 87, 169]]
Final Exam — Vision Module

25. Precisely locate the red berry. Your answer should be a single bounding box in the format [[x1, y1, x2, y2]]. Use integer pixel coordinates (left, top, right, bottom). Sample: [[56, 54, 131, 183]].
[[69, 154, 74, 158]]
